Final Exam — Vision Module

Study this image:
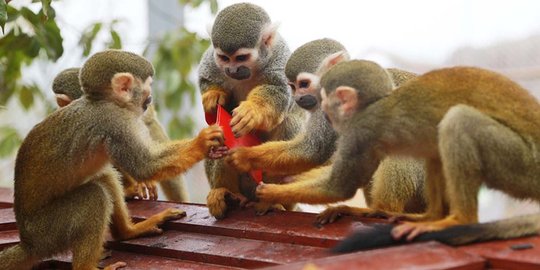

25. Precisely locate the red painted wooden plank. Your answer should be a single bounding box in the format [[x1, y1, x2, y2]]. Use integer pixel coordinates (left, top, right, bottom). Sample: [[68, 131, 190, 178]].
[[459, 236, 540, 270], [108, 230, 328, 269], [0, 208, 16, 231], [263, 241, 486, 270], [0, 230, 19, 250], [127, 200, 387, 248], [0, 187, 13, 208], [38, 250, 243, 270]]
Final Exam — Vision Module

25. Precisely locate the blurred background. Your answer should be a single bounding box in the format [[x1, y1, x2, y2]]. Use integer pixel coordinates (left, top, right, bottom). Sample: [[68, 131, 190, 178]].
[[0, 0, 539, 221]]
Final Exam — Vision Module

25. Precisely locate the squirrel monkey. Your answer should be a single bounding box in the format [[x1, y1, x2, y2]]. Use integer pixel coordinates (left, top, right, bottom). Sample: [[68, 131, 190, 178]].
[[296, 59, 540, 253], [199, 3, 305, 218], [228, 38, 425, 220], [0, 50, 224, 270], [52, 67, 188, 201]]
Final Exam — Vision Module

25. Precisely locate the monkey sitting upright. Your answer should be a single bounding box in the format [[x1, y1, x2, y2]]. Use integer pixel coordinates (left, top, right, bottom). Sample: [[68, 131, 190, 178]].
[[52, 67, 188, 201], [198, 3, 305, 218], [0, 50, 224, 270], [227, 38, 426, 221]]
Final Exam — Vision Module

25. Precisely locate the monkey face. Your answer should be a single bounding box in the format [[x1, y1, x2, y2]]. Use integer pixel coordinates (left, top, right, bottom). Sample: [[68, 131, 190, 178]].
[[214, 48, 258, 81], [290, 72, 322, 111]]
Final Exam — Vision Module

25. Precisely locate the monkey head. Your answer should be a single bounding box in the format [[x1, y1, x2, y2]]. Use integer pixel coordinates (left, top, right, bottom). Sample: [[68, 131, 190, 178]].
[[211, 3, 277, 81], [285, 38, 349, 112], [52, 67, 83, 108], [320, 60, 393, 130], [80, 49, 155, 114]]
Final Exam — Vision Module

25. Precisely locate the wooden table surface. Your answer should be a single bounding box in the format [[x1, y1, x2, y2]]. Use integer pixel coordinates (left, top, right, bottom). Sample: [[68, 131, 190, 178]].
[[0, 187, 538, 270]]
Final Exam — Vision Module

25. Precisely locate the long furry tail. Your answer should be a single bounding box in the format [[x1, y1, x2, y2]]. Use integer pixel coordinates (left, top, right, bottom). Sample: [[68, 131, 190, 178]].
[[332, 214, 540, 253]]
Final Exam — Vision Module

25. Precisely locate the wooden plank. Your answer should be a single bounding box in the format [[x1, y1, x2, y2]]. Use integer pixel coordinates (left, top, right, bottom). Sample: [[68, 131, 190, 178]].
[[0, 208, 16, 231], [263, 241, 486, 270], [37, 250, 243, 270], [127, 200, 387, 248], [0, 230, 19, 250], [0, 187, 13, 208], [459, 236, 540, 270], [108, 230, 328, 269]]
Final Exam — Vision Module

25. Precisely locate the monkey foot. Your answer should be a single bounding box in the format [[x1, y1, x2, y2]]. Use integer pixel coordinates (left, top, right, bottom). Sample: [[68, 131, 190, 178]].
[[103, 261, 127, 270], [316, 205, 389, 225], [207, 188, 249, 219], [391, 217, 460, 241]]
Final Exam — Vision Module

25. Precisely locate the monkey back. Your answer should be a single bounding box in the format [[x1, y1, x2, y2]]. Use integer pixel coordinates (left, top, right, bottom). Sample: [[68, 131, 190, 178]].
[[80, 50, 154, 97], [211, 3, 271, 54]]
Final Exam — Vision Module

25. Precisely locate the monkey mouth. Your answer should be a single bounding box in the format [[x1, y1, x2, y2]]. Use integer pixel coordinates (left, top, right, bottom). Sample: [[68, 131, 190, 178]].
[[295, 95, 318, 110], [143, 96, 152, 111]]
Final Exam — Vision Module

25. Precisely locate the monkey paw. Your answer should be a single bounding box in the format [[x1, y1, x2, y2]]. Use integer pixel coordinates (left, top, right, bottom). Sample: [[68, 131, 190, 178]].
[[103, 261, 128, 270], [207, 188, 249, 219], [197, 125, 225, 153], [230, 100, 266, 137], [202, 88, 228, 113], [226, 147, 259, 172], [316, 205, 389, 225], [255, 183, 282, 203], [252, 202, 286, 216]]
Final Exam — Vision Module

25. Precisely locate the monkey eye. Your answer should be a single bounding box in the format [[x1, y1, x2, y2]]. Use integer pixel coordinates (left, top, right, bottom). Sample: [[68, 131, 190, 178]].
[[299, 80, 310, 89], [235, 54, 250, 62], [218, 54, 230, 62]]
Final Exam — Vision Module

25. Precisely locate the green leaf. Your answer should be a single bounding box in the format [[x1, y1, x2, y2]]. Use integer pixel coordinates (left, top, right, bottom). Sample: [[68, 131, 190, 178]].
[[0, 0, 6, 34], [0, 127, 22, 158], [209, 0, 218, 14], [108, 30, 122, 49], [79, 22, 102, 56], [18, 85, 34, 110], [40, 0, 52, 20]]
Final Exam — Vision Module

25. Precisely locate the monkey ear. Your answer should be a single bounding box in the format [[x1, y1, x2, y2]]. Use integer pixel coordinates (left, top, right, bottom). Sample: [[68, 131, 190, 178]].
[[111, 72, 135, 101], [317, 51, 350, 75], [335, 86, 358, 116], [55, 94, 73, 108], [261, 23, 280, 48]]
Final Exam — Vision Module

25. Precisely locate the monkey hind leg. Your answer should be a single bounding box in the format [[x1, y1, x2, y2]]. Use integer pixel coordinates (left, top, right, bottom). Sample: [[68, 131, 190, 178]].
[[13, 181, 115, 269], [160, 175, 188, 202], [0, 244, 38, 270]]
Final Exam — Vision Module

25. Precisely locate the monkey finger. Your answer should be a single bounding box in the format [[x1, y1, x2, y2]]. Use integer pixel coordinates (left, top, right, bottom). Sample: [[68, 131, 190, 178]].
[[391, 223, 416, 240], [232, 117, 255, 137], [148, 182, 158, 201]]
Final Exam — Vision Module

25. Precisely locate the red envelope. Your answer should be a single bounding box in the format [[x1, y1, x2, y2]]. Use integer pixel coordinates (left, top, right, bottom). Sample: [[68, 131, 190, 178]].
[[205, 105, 263, 183]]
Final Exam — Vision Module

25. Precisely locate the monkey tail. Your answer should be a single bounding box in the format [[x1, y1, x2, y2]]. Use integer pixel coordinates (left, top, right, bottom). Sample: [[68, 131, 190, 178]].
[[0, 243, 39, 269], [332, 214, 540, 253]]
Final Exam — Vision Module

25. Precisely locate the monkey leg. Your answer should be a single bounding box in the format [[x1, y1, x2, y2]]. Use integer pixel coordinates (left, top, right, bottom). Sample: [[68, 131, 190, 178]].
[[369, 157, 427, 214], [159, 175, 188, 202], [205, 159, 248, 219], [99, 169, 185, 240], [7, 180, 120, 270], [393, 105, 537, 241]]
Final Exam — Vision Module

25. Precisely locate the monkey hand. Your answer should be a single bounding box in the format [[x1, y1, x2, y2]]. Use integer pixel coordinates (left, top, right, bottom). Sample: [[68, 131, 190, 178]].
[[231, 98, 281, 137], [207, 187, 250, 219], [124, 181, 158, 200], [225, 146, 262, 172], [251, 202, 286, 216], [194, 125, 225, 156], [202, 88, 228, 113], [255, 183, 283, 203]]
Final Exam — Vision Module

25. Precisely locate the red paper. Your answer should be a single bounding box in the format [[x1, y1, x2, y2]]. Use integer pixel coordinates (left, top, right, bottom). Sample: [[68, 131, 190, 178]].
[[205, 105, 263, 183]]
